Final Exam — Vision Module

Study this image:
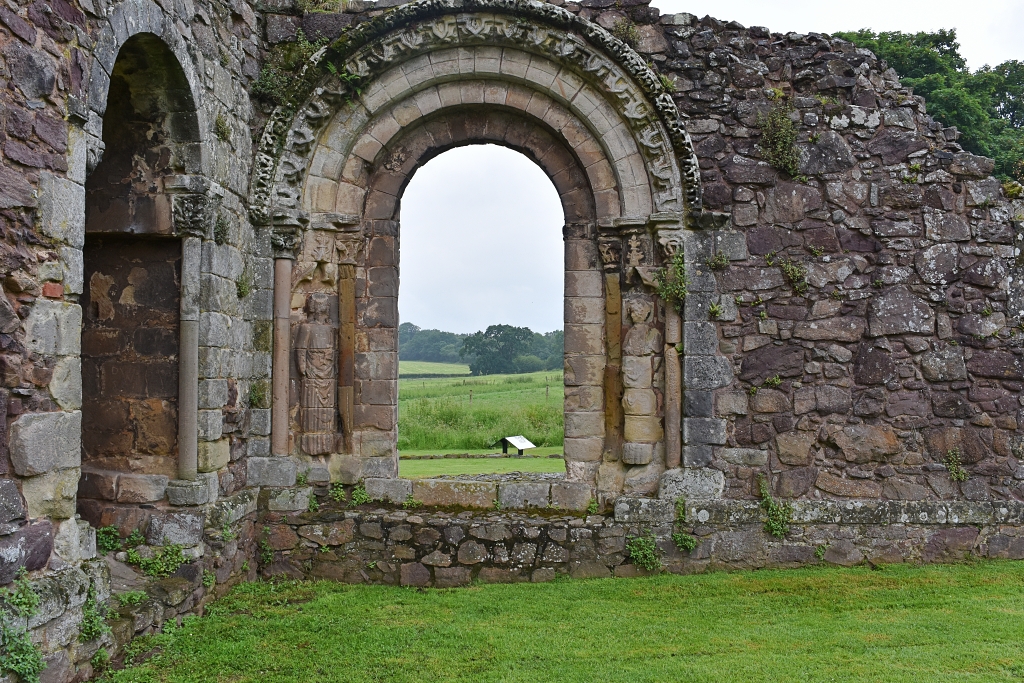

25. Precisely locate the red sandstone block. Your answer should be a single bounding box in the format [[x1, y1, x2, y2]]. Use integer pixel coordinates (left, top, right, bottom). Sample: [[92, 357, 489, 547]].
[[42, 282, 63, 298]]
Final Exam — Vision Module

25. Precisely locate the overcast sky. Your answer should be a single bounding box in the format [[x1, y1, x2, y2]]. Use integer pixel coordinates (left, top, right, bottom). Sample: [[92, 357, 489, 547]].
[[398, 2, 1022, 336]]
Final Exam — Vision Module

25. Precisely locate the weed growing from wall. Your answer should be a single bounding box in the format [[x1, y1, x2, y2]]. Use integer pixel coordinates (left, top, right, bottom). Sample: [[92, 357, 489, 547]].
[[117, 591, 147, 607], [655, 251, 689, 313], [756, 97, 799, 177], [611, 19, 640, 49], [236, 266, 253, 299], [757, 474, 793, 539], [214, 215, 230, 245], [80, 584, 109, 642], [97, 525, 123, 553], [329, 483, 346, 503], [253, 320, 273, 353], [779, 258, 808, 294], [0, 569, 44, 683], [252, 31, 327, 105], [706, 253, 729, 271], [349, 485, 371, 507], [249, 380, 270, 410], [625, 533, 661, 571], [126, 544, 187, 578], [214, 114, 231, 143], [672, 532, 697, 552], [945, 449, 969, 482], [297, 0, 341, 12]]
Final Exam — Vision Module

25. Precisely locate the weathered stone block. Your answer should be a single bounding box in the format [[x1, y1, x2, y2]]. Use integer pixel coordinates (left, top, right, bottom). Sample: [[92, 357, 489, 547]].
[[550, 482, 592, 511], [22, 469, 80, 519], [720, 448, 768, 466], [50, 357, 82, 410], [434, 566, 471, 588], [146, 513, 203, 546], [39, 172, 85, 247], [624, 415, 663, 443], [658, 468, 725, 501], [868, 286, 934, 336], [614, 497, 674, 523], [298, 519, 355, 546], [10, 411, 81, 477], [24, 300, 81, 355], [116, 474, 169, 503], [246, 457, 296, 487], [365, 477, 412, 504], [498, 482, 550, 509], [166, 477, 215, 506], [267, 487, 311, 512], [412, 480, 496, 508], [921, 347, 967, 381], [400, 562, 431, 587], [815, 471, 882, 498], [683, 418, 726, 446], [198, 439, 230, 473], [0, 479, 26, 523], [622, 442, 654, 465], [828, 424, 899, 463], [776, 432, 817, 466]]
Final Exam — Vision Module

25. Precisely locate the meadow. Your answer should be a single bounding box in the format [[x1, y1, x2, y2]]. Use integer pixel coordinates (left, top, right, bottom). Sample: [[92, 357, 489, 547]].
[[397, 364, 564, 452], [105, 562, 1024, 682]]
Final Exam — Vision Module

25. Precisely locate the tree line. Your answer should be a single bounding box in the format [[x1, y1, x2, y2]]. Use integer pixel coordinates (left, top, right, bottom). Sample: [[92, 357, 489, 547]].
[[838, 28, 1023, 183], [399, 322, 563, 375]]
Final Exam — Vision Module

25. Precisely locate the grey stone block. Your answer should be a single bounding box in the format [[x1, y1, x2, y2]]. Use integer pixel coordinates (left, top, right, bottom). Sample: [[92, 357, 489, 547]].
[[208, 489, 258, 528], [498, 482, 550, 509], [683, 322, 718, 355], [198, 410, 223, 441], [198, 379, 229, 409], [684, 390, 713, 417], [147, 512, 204, 546], [550, 482, 593, 511], [267, 487, 311, 511], [247, 437, 271, 457], [77, 520, 96, 560], [247, 457, 296, 487], [658, 468, 725, 501], [683, 445, 713, 468], [39, 172, 85, 247], [250, 409, 271, 436], [613, 497, 674, 523], [365, 477, 412, 504], [0, 479, 26, 523], [684, 356, 734, 390], [683, 417, 727, 446], [23, 300, 82, 356], [49, 357, 82, 410], [167, 478, 214, 506], [10, 411, 81, 476]]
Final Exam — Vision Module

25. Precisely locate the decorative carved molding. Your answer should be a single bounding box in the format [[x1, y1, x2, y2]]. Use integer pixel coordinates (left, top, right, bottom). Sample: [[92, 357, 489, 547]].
[[172, 194, 210, 238], [248, 0, 703, 228], [271, 227, 300, 259]]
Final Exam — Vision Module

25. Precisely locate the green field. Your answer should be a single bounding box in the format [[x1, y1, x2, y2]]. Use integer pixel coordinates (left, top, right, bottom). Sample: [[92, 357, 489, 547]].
[[398, 361, 471, 376], [108, 562, 1024, 682], [398, 366, 563, 451], [399, 456, 566, 478]]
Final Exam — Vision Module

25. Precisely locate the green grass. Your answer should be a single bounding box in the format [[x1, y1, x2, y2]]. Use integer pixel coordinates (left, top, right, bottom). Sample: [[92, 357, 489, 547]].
[[398, 370, 564, 451], [107, 562, 1024, 682], [399, 456, 566, 479], [399, 361, 471, 376]]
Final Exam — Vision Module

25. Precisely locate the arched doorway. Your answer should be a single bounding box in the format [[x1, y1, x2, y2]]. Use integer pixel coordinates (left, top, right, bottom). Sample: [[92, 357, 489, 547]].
[[253, 1, 709, 500], [79, 33, 202, 509]]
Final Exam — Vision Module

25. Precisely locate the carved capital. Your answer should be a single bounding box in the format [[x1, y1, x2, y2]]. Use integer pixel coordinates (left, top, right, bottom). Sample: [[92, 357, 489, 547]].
[[172, 194, 210, 238], [656, 229, 685, 259], [335, 235, 363, 265], [271, 227, 300, 259], [598, 236, 621, 272]]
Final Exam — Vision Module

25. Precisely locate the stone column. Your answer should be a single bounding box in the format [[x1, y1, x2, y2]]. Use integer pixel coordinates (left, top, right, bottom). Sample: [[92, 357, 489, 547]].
[[664, 307, 682, 469], [271, 228, 298, 456], [177, 235, 202, 481]]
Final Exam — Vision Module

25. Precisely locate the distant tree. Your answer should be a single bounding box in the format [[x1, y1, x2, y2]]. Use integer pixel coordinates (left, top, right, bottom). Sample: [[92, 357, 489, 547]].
[[399, 322, 420, 346], [837, 29, 1024, 181], [399, 325, 472, 364], [461, 325, 535, 375]]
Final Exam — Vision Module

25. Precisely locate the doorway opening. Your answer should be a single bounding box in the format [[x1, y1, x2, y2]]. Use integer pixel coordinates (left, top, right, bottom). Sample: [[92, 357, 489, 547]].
[[396, 145, 566, 479], [79, 33, 199, 515]]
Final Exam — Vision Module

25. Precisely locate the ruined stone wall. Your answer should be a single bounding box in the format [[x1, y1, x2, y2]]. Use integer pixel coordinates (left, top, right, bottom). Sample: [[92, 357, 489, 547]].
[[1, 0, 1023, 679]]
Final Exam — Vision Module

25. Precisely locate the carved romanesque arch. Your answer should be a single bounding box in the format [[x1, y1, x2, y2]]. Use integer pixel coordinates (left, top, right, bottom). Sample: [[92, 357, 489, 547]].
[[251, 0, 722, 497]]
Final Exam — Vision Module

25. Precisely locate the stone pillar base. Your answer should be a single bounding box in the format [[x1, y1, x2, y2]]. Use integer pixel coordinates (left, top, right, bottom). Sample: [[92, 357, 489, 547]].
[[166, 473, 218, 506]]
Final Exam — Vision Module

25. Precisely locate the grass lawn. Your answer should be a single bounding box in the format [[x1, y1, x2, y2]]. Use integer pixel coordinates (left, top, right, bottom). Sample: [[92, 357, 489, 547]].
[[399, 455, 566, 479], [398, 369, 564, 451], [107, 562, 1024, 682], [398, 360, 471, 376]]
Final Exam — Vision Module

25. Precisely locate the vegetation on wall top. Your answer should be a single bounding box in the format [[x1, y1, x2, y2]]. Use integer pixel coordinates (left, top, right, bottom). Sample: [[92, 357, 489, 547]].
[[838, 28, 1024, 181]]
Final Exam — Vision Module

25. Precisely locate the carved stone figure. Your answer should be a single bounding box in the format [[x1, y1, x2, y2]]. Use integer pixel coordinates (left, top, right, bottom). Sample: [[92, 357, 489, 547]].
[[295, 293, 337, 455], [622, 299, 662, 356]]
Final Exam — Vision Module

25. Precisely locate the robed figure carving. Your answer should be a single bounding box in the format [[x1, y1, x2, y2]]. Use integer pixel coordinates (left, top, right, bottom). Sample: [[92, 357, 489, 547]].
[[295, 292, 337, 455]]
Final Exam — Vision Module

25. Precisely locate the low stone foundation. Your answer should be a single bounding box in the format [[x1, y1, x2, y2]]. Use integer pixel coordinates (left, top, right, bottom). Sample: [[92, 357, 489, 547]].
[[256, 490, 1024, 587]]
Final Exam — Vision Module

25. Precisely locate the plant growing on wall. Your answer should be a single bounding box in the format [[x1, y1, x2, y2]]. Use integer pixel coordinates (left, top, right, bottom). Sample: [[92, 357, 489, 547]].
[[756, 97, 800, 177], [655, 251, 689, 313], [757, 474, 793, 539], [0, 569, 45, 683], [625, 532, 662, 571]]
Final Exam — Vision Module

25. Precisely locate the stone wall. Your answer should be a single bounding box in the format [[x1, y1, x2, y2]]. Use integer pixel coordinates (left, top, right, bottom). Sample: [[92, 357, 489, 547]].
[[1, 0, 1024, 679], [257, 489, 1024, 588]]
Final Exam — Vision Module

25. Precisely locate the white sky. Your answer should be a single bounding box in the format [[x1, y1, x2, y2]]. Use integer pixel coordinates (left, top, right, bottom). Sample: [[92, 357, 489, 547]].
[[398, 3, 1022, 335]]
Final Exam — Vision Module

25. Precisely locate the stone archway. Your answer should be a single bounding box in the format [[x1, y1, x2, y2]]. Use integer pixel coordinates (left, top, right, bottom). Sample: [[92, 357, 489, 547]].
[[251, 0, 724, 499]]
